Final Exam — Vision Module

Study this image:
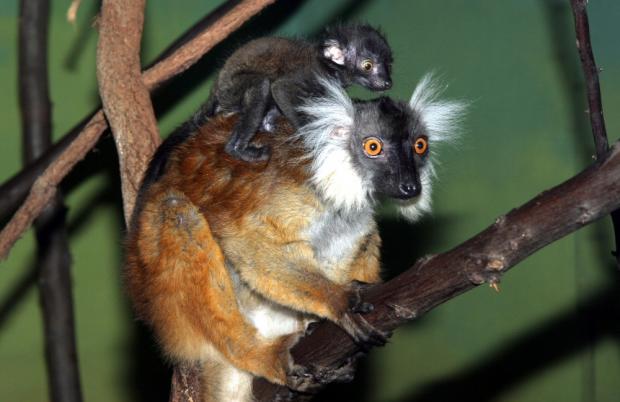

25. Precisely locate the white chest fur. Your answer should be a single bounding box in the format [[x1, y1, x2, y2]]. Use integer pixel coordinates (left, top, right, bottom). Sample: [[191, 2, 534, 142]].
[[304, 207, 373, 281], [242, 301, 304, 339]]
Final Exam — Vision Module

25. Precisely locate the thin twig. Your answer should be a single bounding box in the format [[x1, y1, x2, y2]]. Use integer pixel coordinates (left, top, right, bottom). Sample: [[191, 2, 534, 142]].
[[18, 0, 82, 401], [569, 0, 620, 267], [253, 142, 620, 400], [570, 0, 608, 156], [0, 0, 277, 260]]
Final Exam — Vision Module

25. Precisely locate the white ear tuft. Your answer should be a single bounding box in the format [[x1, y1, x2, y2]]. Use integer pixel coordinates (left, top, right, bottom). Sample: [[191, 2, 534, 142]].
[[398, 73, 467, 221], [296, 77, 369, 211], [323, 40, 345, 65], [409, 72, 467, 144]]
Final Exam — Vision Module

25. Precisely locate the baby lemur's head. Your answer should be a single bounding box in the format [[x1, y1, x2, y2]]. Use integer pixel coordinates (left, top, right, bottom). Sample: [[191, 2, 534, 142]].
[[296, 74, 466, 221], [319, 24, 393, 91]]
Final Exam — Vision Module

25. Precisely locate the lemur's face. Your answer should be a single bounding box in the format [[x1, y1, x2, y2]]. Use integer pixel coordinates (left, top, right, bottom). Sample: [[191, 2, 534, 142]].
[[298, 73, 463, 218], [348, 40, 392, 91], [350, 97, 428, 200], [321, 27, 393, 91]]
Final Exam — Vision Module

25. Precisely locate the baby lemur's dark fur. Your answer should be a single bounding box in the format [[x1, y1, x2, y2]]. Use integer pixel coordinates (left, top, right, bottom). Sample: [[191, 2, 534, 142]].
[[203, 24, 393, 162]]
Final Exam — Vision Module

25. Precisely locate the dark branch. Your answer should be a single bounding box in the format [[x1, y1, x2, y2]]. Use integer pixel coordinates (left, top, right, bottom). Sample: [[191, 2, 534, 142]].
[[19, 0, 51, 161], [253, 143, 620, 400], [569, 0, 620, 267], [18, 1, 82, 401], [569, 0, 608, 156]]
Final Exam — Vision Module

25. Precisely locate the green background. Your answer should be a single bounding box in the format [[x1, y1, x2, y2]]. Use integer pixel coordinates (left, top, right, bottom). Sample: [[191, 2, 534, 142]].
[[1, 0, 620, 401]]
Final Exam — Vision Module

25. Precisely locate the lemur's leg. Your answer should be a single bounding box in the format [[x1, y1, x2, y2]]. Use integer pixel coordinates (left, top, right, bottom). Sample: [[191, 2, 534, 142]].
[[130, 188, 300, 387], [225, 75, 272, 162], [271, 77, 305, 129], [224, 233, 389, 348]]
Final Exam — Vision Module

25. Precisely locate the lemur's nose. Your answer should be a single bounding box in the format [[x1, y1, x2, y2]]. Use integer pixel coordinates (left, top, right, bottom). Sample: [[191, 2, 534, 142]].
[[399, 182, 420, 198], [383, 80, 392, 89]]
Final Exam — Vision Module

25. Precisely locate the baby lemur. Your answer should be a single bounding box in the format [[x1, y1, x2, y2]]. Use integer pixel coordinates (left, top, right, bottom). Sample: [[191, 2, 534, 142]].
[[125, 75, 464, 402], [203, 23, 393, 162]]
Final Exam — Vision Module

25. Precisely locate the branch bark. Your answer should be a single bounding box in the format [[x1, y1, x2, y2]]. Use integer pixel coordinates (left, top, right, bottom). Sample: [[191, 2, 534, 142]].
[[0, 0, 277, 259], [569, 0, 620, 268], [18, 0, 82, 401], [97, 0, 159, 224], [253, 143, 620, 400]]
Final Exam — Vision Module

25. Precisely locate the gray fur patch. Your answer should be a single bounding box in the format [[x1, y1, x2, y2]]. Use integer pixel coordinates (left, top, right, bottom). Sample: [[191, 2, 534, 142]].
[[305, 206, 374, 280]]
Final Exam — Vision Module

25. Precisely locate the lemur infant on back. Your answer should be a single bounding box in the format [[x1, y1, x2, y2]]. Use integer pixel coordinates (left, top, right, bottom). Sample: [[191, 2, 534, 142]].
[[203, 23, 393, 162], [126, 75, 465, 402]]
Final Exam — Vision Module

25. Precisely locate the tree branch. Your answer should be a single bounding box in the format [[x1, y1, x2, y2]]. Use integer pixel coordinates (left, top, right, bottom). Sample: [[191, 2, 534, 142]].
[[97, 0, 159, 224], [569, 0, 620, 268], [253, 143, 620, 400], [18, 0, 82, 401], [0, 0, 277, 259]]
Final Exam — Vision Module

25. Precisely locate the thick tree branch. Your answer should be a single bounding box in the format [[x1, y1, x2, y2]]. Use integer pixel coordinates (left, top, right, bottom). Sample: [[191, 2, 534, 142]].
[[18, 0, 82, 401], [97, 0, 159, 224], [253, 143, 620, 400], [569, 0, 620, 267], [0, 0, 277, 259]]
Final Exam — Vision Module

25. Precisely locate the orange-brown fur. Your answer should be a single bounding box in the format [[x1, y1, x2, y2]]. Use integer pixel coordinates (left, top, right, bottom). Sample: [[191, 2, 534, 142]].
[[124, 115, 382, 400]]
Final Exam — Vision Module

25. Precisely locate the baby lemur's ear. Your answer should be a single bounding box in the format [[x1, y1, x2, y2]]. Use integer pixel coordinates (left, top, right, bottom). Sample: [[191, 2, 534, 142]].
[[323, 39, 345, 65]]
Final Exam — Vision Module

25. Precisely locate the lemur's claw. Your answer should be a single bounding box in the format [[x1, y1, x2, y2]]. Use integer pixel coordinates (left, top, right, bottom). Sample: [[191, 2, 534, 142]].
[[338, 312, 391, 350]]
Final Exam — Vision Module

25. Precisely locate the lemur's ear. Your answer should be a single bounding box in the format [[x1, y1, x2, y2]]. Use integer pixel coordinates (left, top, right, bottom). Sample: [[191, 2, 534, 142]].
[[331, 126, 350, 138], [323, 39, 345, 65], [408, 72, 467, 144]]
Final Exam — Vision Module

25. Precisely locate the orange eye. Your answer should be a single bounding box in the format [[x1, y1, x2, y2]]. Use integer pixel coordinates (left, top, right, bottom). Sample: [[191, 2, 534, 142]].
[[363, 137, 383, 157], [414, 137, 428, 155]]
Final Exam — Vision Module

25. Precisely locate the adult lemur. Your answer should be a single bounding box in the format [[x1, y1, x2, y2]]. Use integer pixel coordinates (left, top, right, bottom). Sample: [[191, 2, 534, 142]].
[[125, 75, 464, 401], [202, 23, 393, 162]]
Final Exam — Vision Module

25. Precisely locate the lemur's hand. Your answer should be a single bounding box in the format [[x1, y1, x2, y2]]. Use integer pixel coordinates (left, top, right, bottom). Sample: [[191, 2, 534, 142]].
[[337, 280, 391, 349]]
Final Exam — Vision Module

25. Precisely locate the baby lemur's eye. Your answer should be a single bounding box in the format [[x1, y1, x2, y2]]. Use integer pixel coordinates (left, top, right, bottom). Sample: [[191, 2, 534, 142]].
[[413, 136, 428, 156], [363, 137, 383, 157], [361, 59, 374, 72]]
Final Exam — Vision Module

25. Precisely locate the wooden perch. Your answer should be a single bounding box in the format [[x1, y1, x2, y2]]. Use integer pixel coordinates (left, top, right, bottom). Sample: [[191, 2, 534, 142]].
[[253, 143, 620, 400]]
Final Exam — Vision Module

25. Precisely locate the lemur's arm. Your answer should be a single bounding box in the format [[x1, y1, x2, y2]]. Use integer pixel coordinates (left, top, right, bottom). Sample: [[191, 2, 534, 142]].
[[346, 231, 382, 284], [222, 219, 387, 346]]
